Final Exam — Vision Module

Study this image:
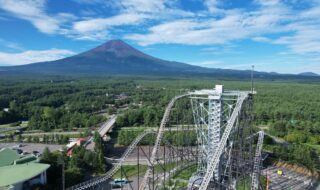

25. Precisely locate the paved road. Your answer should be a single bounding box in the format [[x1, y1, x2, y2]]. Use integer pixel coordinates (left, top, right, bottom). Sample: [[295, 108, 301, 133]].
[[84, 115, 118, 150], [267, 134, 289, 145], [21, 131, 80, 136], [0, 126, 27, 133], [257, 126, 288, 145], [0, 142, 63, 153], [98, 115, 117, 137]]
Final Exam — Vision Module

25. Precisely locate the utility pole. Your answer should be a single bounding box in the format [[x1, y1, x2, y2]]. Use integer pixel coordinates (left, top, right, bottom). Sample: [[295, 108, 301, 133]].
[[62, 161, 65, 190], [266, 169, 269, 190], [57, 155, 65, 190], [251, 65, 255, 93]]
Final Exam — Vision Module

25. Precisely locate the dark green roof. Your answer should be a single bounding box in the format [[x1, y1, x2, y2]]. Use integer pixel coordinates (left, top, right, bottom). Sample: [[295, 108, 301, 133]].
[[13, 155, 37, 165], [0, 148, 21, 167], [0, 163, 50, 187]]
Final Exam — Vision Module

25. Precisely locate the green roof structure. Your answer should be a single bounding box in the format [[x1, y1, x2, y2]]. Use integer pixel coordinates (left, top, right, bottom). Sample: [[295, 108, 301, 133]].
[[0, 163, 50, 187], [0, 147, 50, 188], [13, 155, 37, 165], [0, 148, 21, 167]]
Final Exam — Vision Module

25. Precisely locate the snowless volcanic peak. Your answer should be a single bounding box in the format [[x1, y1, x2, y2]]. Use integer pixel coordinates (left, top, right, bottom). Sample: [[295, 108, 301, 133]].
[[1, 39, 286, 78], [90, 39, 150, 58]]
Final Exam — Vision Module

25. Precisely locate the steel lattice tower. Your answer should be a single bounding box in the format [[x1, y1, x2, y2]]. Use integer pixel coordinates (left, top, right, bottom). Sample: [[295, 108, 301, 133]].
[[208, 85, 223, 181], [189, 85, 262, 190], [66, 84, 264, 190]]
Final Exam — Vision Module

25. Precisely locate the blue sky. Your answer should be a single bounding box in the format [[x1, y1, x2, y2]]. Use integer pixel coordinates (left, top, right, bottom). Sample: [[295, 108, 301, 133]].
[[0, 0, 319, 74]]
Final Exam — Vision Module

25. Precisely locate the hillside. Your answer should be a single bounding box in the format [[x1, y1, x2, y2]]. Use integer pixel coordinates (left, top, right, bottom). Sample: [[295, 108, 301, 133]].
[[0, 40, 318, 79], [0, 40, 203, 75]]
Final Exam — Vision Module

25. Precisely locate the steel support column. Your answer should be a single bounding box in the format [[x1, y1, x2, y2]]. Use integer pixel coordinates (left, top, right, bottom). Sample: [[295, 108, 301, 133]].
[[208, 85, 223, 181]]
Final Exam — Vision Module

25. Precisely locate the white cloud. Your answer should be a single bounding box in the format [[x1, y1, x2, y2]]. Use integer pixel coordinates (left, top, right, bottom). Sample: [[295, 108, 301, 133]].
[[0, 0, 320, 58], [0, 38, 23, 51], [75, 0, 176, 14], [204, 0, 224, 13], [125, 0, 320, 57], [0, 49, 75, 66], [0, 0, 76, 34], [271, 11, 320, 54], [254, 0, 281, 6], [252, 36, 271, 43], [68, 0, 195, 41], [125, 10, 281, 46], [0, 0, 58, 34], [201, 44, 240, 55], [71, 31, 109, 41], [0, 0, 193, 41], [119, 0, 166, 13], [125, 0, 292, 46], [73, 13, 146, 33]]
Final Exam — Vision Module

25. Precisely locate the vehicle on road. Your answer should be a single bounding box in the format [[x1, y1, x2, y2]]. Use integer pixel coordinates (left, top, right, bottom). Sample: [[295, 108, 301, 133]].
[[110, 178, 129, 188]]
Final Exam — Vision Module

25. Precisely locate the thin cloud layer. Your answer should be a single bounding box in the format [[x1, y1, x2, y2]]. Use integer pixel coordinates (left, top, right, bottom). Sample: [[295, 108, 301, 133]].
[[0, 0, 76, 34], [0, 49, 75, 66]]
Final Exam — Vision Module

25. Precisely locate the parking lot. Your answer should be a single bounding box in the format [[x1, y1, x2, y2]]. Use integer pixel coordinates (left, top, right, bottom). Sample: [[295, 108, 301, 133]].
[[262, 166, 319, 190], [0, 142, 64, 154]]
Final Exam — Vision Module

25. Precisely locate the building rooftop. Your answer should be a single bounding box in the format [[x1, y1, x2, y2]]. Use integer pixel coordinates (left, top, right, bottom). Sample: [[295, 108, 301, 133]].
[[0, 148, 21, 167], [14, 155, 37, 165], [0, 163, 50, 187]]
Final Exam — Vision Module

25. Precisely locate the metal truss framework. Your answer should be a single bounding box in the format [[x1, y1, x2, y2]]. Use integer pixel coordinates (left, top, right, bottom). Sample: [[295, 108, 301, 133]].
[[67, 85, 265, 190], [189, 86, 264, 190], [67, 93, 194, 190]]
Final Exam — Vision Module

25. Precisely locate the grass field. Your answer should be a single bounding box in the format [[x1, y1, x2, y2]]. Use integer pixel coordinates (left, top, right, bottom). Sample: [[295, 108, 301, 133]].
[[236, 176, 267, 190], [112, 165, 148, 178], [173, 164, 197, 180]]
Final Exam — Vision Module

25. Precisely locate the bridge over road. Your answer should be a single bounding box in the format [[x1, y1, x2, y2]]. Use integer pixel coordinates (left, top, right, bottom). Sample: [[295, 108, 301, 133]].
[[84, 115, 117, 149], [97, 115, 117, 137]]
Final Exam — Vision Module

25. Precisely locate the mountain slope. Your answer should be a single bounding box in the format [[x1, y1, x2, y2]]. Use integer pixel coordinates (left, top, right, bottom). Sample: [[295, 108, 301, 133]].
[[1, 40, 204, 75], [298, 72, 319, 77], [0, 40, 318, 79]]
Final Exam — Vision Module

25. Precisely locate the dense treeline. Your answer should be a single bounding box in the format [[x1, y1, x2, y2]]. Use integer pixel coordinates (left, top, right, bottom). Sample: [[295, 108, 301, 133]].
[[271, 144, 319, 170], [254, 83, 320, 144], [1, 78, 319, 144], [0, 76, 319, 170], [115, 91, 193, 128], [117, 128, 197, 146], [0, 79, 135, 128], [28, 107, 104, 131], [40, 132, 108, 189], [4, 134, 70, 144], [115, 105, 162, 128]]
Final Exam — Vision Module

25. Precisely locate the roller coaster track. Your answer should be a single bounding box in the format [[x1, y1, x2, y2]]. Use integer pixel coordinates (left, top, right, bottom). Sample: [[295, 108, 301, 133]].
[[68, 91, 259, 190], [139, 94, 190, 190], [155, 161, 196, 189], [251, 131, 264, 190], [68, 94, 190, 190], [67, 130, 157, 190], [198, 92, 249, 190]]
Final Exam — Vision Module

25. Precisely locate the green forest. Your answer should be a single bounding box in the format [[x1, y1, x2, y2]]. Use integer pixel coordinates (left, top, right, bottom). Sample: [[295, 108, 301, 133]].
[[39, 132, 108, 189], [0, 76, 319, 171]]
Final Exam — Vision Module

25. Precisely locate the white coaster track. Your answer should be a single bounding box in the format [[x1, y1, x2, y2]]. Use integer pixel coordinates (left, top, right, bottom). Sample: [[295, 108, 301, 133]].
[[68, 88, 262, 190], [251, 131, 264, 190], [67, 130, 157, 190], [139, 94, 191, 190], [68, 93, 191, 190], [198, 92, 249, 190]]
